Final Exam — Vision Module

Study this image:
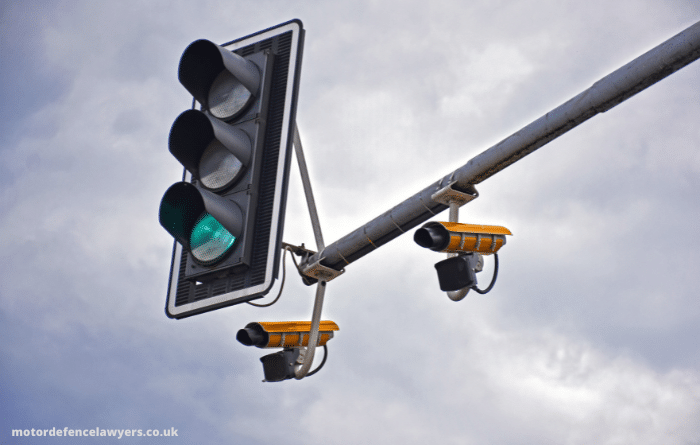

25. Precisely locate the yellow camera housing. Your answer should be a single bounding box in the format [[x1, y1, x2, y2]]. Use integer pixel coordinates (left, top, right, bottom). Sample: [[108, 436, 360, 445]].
[[237, 320, 339, 348], [414, 222, 512, 254]]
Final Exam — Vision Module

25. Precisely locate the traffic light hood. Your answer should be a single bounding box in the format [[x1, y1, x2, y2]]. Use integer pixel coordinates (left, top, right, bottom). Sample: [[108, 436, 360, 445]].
[[169, 109, 252, 191], [178, 39, 260, 118], [159, 182, 243, 258]]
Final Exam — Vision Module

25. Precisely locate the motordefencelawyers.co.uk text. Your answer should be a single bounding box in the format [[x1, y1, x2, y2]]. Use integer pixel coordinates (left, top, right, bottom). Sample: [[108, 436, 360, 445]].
[[12, 427, 178, 439]]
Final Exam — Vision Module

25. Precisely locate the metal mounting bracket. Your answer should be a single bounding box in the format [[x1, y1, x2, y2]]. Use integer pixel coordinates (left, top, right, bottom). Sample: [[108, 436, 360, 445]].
[[300, 259, 345, 282], [431, 182, 480, 301], [281, 242, 316, 261], [431, 181, 478, 208], [285, 124, 337, 380]]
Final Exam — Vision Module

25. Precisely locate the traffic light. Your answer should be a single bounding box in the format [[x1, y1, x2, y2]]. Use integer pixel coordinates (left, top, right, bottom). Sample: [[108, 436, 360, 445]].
[[160, 20, 305, 319]]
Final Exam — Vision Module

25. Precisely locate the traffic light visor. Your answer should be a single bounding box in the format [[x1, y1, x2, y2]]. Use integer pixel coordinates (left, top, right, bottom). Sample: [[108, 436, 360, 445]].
[[159, 182, 244, 265], [178, 39, 260, 121], [169, 110, 251, 192]]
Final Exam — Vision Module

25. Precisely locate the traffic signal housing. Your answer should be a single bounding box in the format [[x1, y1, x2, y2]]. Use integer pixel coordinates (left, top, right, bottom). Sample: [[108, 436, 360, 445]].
[[160, 20, 305, 319]]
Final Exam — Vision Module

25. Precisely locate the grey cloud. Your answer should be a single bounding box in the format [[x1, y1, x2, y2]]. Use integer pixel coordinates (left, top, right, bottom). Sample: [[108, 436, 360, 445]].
[[1, 1, 700, 444]]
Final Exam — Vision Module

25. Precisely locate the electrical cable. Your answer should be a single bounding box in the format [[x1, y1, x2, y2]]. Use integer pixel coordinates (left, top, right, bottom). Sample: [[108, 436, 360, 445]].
[[472, 253, 499, 294], [305, 345, 328, 378], [246, 246, 293, 308]]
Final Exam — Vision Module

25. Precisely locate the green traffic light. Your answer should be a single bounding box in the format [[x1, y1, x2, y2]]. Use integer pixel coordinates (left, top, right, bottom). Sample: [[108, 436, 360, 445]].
[[190, 213, 236, 264]]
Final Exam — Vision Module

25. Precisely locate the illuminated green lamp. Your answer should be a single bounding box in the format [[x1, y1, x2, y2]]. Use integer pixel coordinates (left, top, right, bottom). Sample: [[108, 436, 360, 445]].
[[190, 213, 237, 264], [159, 182, 243, 266]]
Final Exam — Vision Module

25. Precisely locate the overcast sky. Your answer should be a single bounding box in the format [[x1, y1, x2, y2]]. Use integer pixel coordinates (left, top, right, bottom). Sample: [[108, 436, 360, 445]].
[[2, 1, 700, 443]]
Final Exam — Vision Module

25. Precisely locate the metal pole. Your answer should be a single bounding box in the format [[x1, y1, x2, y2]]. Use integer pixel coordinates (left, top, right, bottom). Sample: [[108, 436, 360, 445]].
[[301, 20, 700, 275], [293, 124, 325, 251], [294, 280, 326, 379], [292, 125, 327, 379]]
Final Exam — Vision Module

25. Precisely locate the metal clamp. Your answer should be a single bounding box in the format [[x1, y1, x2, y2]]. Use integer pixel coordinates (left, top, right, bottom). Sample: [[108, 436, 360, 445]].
[[300, 259, 345, 282], [282, 242, 316, 260], [431, 182, 478, 207]]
